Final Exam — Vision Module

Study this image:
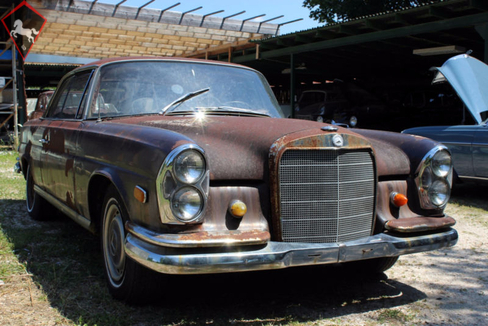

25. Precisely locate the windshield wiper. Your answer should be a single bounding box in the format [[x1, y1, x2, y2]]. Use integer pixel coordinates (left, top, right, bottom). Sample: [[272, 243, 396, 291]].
[[203, 106, 271, 117], [160, 88, 210, 115]]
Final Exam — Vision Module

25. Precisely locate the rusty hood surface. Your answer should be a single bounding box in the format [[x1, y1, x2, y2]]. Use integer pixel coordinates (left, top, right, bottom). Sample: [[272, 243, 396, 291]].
[[105, 116, 415, 180]]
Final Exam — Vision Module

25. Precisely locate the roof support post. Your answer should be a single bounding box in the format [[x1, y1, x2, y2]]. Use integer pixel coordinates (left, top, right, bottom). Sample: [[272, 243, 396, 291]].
[[12, 44, 18, 149], [290, 53, 295, 119], [475, 23, 488, 63]]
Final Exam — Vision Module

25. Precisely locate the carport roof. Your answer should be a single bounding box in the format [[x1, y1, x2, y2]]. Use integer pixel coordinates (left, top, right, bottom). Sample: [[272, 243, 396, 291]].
[[190, 0, 488, 85]]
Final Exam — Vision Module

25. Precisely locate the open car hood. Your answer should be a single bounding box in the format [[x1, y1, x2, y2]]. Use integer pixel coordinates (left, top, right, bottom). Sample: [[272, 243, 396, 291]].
[[431, 54, 488, 125]]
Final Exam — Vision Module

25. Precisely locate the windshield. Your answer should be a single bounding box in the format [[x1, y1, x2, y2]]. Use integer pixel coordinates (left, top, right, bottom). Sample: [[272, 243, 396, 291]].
[[91, 60, 284, 119]]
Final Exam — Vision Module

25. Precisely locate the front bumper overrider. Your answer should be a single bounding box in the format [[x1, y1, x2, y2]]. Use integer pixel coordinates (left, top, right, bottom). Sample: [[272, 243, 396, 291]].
[[125, 226, 458, 275]]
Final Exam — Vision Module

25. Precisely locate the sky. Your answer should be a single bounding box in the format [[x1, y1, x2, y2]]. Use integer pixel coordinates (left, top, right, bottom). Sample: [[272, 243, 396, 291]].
[[99, 0, 323, 35]]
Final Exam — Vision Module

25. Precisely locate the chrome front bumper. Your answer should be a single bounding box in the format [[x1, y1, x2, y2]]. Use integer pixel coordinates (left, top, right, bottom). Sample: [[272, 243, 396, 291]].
[[125, 228, 458, 275]]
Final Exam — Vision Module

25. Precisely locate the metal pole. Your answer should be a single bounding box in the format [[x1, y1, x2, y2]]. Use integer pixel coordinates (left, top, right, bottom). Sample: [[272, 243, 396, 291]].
[[88, 0, 98, 14], [257, 15, 283, 34], [200, 10, 224, 27], [240, 14, 265, 32], [135, 0, 155, 19], [179, 7, 203, 25], [158, 3, 180, 22], [220, 11, 245, 29], [275, 18, 303, 36], [12, 43, 18, 149], [112, 0, 127, 17], [290, 53, 295, 119]]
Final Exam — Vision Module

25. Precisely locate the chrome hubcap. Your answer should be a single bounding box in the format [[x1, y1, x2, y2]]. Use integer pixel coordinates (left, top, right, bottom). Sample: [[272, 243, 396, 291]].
[[26, 169, 35, 211], [103, 200, 125, 286]]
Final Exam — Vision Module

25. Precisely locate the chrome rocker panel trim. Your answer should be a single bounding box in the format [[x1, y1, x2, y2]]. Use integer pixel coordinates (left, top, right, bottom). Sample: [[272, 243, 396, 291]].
[[125, 228, 458, 275]]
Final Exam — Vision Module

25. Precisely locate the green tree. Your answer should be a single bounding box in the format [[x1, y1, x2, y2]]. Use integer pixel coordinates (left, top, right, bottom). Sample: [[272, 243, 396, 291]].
[[303, 0, 438, 24]]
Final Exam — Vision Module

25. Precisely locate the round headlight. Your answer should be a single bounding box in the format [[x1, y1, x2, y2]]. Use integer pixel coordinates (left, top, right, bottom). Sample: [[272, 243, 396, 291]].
[[349, 116, 358, 128], [171, 187, 203, 221], [432, 150, 451, 177], [174, 150, 205, 184], [421, 166, 433, 188], [428, 179, 450, 207]]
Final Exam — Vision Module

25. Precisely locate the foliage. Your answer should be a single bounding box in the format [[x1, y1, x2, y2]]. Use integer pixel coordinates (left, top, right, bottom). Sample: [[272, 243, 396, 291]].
[[302, 0, 440, 24]]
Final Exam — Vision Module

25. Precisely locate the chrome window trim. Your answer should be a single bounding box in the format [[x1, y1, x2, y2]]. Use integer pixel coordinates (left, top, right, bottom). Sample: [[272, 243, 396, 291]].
[[156, 144, 209, 225], [44, 68, 96, 120]]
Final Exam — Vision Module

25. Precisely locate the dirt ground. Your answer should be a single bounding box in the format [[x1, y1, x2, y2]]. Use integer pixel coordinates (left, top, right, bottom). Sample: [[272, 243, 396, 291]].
[[0, 162, 487, 325]]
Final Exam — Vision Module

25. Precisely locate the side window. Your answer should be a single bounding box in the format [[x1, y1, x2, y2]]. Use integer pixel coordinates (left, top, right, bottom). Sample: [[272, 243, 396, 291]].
[[46, 70, 93, 119]]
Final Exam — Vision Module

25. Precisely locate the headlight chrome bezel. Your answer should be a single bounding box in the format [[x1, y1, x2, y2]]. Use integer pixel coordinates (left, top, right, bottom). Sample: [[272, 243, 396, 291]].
[[157, 144, 209, 224], [415, 145, 453, 210]]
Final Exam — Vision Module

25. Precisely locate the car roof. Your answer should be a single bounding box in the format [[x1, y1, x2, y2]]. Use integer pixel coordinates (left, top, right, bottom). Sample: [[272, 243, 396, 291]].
[[77, 56, 248, 70]]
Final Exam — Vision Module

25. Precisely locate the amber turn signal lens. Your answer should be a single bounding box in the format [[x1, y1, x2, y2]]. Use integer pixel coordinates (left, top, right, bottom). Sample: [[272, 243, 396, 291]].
[[134, 186, 147, 203], [391, 192, 408, 207], [229, 200, 247, 218]]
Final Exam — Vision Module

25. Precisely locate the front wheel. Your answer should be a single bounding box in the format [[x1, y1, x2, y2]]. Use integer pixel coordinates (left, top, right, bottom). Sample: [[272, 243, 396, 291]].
[[101, 186, 160, 303]]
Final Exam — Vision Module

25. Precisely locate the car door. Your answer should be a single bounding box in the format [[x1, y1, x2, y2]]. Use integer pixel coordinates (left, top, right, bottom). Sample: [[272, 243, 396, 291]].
[[425, 125, 476, 179], [473, 123, 488, 179], [41, 69, 94, 211]]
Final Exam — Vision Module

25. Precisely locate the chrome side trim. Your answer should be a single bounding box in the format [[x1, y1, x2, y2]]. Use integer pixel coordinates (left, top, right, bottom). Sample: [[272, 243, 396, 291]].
[[125, 228, 458, 275], [458, 175, 488, 182], [471, 142, 488, 147], [34, 185, 91, 230], [442, 141, 471, 147]]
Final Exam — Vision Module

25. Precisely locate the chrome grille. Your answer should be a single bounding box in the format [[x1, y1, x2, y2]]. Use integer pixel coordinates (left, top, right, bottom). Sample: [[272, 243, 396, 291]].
[[279, 149, 375, 243]]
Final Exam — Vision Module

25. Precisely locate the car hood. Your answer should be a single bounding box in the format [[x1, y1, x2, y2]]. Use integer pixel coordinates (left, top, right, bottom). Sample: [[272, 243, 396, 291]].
[[431, 54, 488, 124], [107, 116, 423, 180]]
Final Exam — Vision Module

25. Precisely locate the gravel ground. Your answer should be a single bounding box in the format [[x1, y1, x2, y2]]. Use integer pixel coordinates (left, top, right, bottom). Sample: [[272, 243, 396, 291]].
[[0, 164, 487, 325]]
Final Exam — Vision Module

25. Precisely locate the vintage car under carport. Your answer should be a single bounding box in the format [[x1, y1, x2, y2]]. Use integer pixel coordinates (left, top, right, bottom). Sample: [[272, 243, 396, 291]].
[[404, 54, 488, 184], [16, 57, 457, 303]]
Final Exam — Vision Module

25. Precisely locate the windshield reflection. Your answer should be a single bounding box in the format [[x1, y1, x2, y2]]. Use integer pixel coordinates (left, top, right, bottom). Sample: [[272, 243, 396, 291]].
[[91, 60, 284, 119]]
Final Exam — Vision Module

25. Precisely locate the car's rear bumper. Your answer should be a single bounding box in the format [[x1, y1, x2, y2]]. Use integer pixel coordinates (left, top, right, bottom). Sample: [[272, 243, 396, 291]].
[[125, 228, 458, 275]]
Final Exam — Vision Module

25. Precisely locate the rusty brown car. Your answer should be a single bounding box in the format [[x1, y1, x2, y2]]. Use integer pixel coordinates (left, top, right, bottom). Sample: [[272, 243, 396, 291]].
[[16, 57, 458, 303]]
